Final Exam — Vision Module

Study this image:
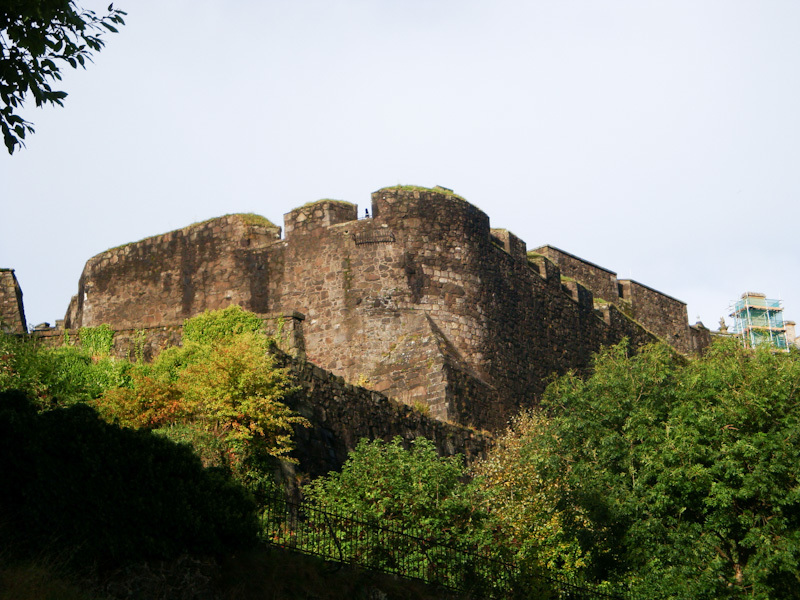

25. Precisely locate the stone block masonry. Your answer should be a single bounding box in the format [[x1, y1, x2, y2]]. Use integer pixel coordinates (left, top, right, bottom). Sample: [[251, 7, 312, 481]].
[[27, 185, 701, 432], [534, 244, 696, 354], [275, 349, 491, 477], [65, 214, 281, 330], [0, 269, 27, 334]]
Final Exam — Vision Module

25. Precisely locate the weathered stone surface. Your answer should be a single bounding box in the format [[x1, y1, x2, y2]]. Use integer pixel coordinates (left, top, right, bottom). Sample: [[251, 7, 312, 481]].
[[534, 244, 697, 354], [65, 214, 281, 330], [534, 245, 620, 304], [619, 279, 691, 353], [277, 350, 491, 477], [0, 269, 27, 334]]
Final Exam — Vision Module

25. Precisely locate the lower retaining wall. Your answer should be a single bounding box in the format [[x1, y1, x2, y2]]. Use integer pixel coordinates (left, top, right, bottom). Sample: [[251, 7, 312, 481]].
[[278, 351, 492, 478]]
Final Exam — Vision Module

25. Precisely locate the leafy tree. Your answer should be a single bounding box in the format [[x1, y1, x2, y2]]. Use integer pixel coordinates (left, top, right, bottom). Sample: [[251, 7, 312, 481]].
[[306, 436, 494, 549], [477, 339, 800, 599], [181, 304, 267, 345], [474, 409, 598, 575], [1, 0, 126, 153], [94, 306, 307, 484], [304, 436, 507, 593]]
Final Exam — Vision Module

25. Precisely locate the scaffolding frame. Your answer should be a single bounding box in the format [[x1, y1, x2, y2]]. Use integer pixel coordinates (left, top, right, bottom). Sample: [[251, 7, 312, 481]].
[[730, 292, 788, 351]]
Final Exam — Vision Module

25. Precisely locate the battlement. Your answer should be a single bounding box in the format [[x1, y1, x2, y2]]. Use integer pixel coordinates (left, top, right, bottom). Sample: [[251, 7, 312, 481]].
[[370, 185, 490, 238], [534, 244, 691, 353], [284, 200, 358, 239], [534, 245, 619, 302], [490, 229, 528, 261]]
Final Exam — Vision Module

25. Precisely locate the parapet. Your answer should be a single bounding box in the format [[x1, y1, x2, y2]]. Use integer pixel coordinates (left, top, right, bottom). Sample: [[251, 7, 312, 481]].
[[532, 244, 690, 353], [490, 229, 527, 262], [370, 186, 491, 236], [526, 252, 562, 289], [72, 214, 282, 330], [618, 279, 689, 353], [561, 278, 594, 310], [533, 245, 619, 302]]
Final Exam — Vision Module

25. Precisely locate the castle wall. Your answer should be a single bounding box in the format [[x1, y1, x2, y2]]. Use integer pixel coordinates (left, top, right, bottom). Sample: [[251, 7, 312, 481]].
[[278, 351, 490, 478], [533, 245, 619, 303], [365, 187, 656, 426], [263, 201, 454, 418], [0, 269, 27, 334], [61, 186, 683, 431], [470, 235, 655, 423], [618, 279, 690, 353], [534, 244, 692, 354], [71, 215, 281, 330]]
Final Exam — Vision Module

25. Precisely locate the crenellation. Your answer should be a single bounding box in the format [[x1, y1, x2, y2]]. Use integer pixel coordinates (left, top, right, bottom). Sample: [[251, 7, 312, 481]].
[[561, 278, 595, 310], [284, 200, 358, 239], [490, 228, 528, 261]]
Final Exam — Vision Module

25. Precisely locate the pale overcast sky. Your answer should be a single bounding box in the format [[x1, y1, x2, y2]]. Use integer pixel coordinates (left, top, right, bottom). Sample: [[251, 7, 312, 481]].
[[2, 0, 798, 333]]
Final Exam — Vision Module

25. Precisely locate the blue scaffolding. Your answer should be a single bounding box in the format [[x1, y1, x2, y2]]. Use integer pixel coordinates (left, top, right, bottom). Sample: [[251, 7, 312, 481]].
[[730, 293, 788, 351]]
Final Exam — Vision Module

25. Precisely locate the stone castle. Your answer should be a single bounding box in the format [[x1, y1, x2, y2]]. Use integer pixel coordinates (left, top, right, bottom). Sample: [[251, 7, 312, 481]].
[[1, 185, 710, 432]]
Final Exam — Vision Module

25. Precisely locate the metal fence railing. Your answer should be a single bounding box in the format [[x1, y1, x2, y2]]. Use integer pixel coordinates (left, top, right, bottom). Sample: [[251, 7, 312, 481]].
[[259, 493, 639, 600]]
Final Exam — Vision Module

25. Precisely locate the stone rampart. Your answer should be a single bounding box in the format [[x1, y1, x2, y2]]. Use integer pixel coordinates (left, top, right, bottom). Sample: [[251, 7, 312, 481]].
[[533, 245, 620, 303], [618, 279, 690, 353], [533, 244, 692, 353], [41, 185, 693, 431]]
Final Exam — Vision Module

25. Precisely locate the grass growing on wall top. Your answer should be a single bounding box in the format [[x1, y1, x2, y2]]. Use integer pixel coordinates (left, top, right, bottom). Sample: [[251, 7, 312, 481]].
[[295, 198, 353, 210], [103, 213, 277, 253], [381, 184, 466, 201], [236, 213, 278, 228]]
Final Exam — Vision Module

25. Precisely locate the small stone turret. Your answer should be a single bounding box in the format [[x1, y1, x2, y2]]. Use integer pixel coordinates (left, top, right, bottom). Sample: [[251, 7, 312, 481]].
[[284, 200, 358, 239]]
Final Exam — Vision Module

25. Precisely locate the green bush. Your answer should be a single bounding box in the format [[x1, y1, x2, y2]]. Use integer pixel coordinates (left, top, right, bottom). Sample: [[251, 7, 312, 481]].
[[182, 304, 267, 345], [78, 324, 115, 357], [0, 332, 128, 409], [306, 436, 495, 553]]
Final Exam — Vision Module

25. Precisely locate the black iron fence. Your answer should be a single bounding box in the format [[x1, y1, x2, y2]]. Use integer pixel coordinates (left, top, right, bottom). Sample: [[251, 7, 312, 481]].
[[259, 493, 638, 600]]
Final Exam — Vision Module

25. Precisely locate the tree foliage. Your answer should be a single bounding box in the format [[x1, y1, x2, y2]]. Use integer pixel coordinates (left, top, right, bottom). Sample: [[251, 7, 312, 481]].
[[475, 409, 597, 575], [477, 339, 800, 599], [94, 306, 307, 482], [0, 329, 129, 409], [306, 436, 493, 550], [303, 436, 508, 595], [0, 0, 126, 153]]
